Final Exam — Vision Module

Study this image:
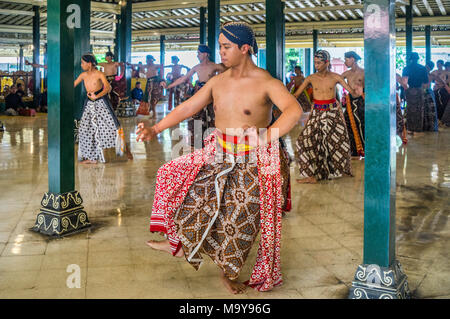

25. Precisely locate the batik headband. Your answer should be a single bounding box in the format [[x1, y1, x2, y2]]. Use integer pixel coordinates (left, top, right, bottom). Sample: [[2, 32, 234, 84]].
[[314, 50, 330, 63], [220, 21, 258, 55]]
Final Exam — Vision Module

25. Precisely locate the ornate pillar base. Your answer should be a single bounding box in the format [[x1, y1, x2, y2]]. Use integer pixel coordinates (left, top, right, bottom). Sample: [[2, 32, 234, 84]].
[[348, 260, 411, 299], [31, 191, 91, 237]]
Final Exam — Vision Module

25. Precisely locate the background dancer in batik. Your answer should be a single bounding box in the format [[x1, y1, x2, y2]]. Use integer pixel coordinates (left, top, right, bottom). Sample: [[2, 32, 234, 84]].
[[164, 45, 226, 149], [74, 54, 125, 164], [294, 50, 360, 184], [342, 51, 365, 158], [164, 56, 190, 111], [98, 52, 125, 111], [401, 52, 429, 136], [286, 66, 311, 112]]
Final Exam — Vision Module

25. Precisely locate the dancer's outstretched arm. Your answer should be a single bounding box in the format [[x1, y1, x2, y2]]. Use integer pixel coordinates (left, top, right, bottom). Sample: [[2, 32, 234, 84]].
[[166, 67, 197, 89]]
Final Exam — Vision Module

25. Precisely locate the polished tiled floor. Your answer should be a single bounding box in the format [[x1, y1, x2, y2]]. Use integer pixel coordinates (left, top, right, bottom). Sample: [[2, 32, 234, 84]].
[[0, 104, 449, 299]]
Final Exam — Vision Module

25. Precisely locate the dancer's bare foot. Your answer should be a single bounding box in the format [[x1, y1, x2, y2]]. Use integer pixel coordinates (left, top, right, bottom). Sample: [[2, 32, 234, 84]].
[[296, 177, 317, 184], [145, 239, 184, 257], [80, 160, 97, 164], [220, 273, 247, 294]]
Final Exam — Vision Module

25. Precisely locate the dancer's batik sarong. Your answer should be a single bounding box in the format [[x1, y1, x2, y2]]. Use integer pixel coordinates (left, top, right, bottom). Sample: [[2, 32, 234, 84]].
[[423, 88, 438, 132], [396, 93, 407, 144], [168, 75, 183, 110], [295, 98, 352, 181], [435, 88, 449, 121], [144, 76, 163, 108], [405, 88, 424, 132], [78, 91, 125, 163], [343, 94, 365, 157], [106, 74, 126, 111], [149, 131, 291, 291], [188, 81, 215, 148], [441, 98, 450, 127]]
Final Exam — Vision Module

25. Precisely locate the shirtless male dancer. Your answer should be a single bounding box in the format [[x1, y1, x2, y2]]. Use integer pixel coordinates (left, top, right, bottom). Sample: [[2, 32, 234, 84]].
[[127, 55, 164, 118], [286, 66, 311, 112], [342, 51, 365, 158], [136, 22, 301, 294], [74, 54, 124, 164], [165, 44, 226, 148], [164, 56, 190, 110], [294, 50, 360, 184], [430, 60, 449, 122], [98, 52, 125, 110]]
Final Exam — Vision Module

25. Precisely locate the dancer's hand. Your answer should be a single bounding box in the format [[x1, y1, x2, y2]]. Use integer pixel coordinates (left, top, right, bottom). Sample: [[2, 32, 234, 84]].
[[87, 92, 97, 101], [136, 122, 157, 142], [160, 81, 167, 89]]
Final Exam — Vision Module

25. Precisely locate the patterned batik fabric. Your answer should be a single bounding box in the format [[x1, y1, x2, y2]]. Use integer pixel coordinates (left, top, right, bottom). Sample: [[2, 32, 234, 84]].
[[422, 88, 438, 132], [441, 98, 450, 127], [405, 87, 424, 132], [106, 75, 120, 110], [188, 82, 215, 149], [434, 88, 449, 121], [297, 91, 312, 112], [396, 94, 406, 136], [173, 142, 290, 281], [149, 131, 287, 291], [144, 76, 163, 108], [343, 94, 365, 157], [295, 100, 353, 181], [78, 96, 121, 163]]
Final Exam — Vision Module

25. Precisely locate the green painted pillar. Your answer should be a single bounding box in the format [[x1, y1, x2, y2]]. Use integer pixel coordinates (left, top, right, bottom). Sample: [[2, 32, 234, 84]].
[[305, 48, 311, 76], [200, 6, 206, 45], [117, 0, 132, 96], [265, 0, 285, 81], [258, 48, 266, 69], [32, 0, 90, 237], [406, 0, 413, 59], [425, 25, 431, 64], [43, 43, 47, 86], [19, 45, 24, 71], [313, 30, 318, 72], [207, 0, 220, 62], [349, 0, 409, 299], [160, 35, 165, 79], [32, 5, 40, 108], [73, 0, 90, 121]]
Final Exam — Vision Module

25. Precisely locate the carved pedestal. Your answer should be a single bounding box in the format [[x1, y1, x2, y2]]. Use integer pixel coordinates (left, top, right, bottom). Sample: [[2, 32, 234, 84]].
[[349, 261, 411, 299], [31, 191, 91, 237]]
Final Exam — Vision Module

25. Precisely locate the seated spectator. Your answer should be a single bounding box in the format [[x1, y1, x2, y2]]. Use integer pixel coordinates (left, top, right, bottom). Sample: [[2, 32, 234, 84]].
[[5, 85, 24, 116], [16, 83, 26, 98], [131, 81, 143, 103]]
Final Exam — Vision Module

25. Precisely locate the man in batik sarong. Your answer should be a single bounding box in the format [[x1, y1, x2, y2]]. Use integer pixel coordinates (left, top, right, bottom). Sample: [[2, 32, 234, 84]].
[[402, 52, 429, 136], [423, 61, 438, 132], [430, 60, 450, 124], [293, 50, 359, 184], [342, 51, 365, 158], [128, 55, 164, 119], [165, 45, 226, 149], [396, 74, 408, 144], [164, 56, 190, 110], [136, 22, 302, 294], [286, 66, 311, 112], [98, 52, 125, 111], [74, 54, 126, 164]]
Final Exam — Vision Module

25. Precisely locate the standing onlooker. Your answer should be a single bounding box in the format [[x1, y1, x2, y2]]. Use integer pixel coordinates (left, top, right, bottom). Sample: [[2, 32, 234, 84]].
[[401, 52, 429, 135]]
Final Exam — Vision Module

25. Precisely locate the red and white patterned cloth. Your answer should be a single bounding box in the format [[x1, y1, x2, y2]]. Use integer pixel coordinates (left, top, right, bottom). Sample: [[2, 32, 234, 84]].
[[149, 130, 283, 292]]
